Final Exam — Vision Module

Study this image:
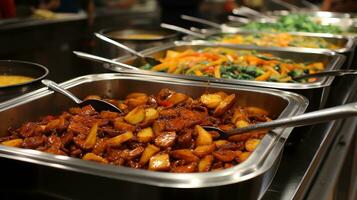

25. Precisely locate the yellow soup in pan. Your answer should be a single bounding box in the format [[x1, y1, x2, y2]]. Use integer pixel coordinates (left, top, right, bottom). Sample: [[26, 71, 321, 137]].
[[0, 75, 34, 87]]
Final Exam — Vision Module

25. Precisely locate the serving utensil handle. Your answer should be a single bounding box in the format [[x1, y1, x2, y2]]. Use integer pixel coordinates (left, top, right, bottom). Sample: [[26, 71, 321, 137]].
[[94, 33, 145, 58], [180, 15, 222, 29], [293, 69, 357, 80], [73, 51, 139, 71], [160, 23, 207, 39], [41, 79, 82, 104], [227, 102, 357, 135]]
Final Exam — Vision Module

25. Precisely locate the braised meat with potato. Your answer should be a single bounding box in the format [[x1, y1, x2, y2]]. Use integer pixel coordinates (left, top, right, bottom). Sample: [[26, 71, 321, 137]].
[[0, 89, 271, 172]]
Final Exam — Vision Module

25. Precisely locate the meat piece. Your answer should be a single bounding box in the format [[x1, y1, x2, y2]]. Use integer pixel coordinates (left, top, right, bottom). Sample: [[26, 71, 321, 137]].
[[46, 147, 67, 156], [154, 132, 176, 148], [47, 135, 62, 149], [171, 162, 197, 173], [18, 122, 45, 138], [22, 136, 46, 149], [99, 126, 119, 137], [159, 109, 178, 119], [177, 130, 194, 149], [213, 150, 236, 162], [60, 131, 73, 146], [127, 160, 142, 169], [79, 105, 97, 115], [127, 146, 145, 159]]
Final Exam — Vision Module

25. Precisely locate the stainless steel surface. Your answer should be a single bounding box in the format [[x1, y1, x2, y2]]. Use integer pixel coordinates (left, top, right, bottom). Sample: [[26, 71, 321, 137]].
[[262, 73, 357, 200], [182, 31, 356, 54], [160, 23, 206, 39], [203, 102, 357, 137], [0, 73, 308, 189], [294, 69, 357, 80], [114, 41, 345, 90], [73, 51, 139, 71], [0, 60, 49, 102], [97, 27, 179, 58], [95, 33, 161, 66], [41, 79, 122, 113]]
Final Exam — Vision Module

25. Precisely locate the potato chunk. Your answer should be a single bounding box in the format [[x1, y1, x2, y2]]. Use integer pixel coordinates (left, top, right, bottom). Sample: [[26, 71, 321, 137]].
[[149, 153, 170, 171], [236, 152, 251, 163], [193, 144, 215, 157], [171, 149, 199, 162], [126, 93, 148, 108], [195, 125, 213, 146], [235, 120, 250, 128], [142, 108, 159, 126], [213, 94, 236, 117], [124, 107, 145, 125], [1, 139, 23, 147], [246, 106, 268, 116], [200, 94, 222, 108], [107, 131, 133, 147], [82, 153, 108, 164], [198, 155, 213, 172], [245, 139, 261, 152], [167, 93, 188, 105], [82, 123, 98, 150], [140, 144, 160, 165], [137, 127, 155, 143]]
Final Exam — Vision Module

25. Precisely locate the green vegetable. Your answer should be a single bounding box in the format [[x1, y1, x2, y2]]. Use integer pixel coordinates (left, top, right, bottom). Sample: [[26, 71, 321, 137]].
[[243, 14, 342, 34], [141, 63, 154, 70]]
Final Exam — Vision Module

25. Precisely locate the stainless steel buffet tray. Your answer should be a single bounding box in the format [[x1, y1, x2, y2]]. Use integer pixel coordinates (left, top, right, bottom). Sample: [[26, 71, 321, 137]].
[[265, 10, 357, 33], [0, 73, 308, 189], [113, 41, 345, 90], [182, 31, 356, 67]]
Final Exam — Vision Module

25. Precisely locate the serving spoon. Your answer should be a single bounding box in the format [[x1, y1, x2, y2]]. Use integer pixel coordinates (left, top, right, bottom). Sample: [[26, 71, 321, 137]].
[[42, 79, 122, 113], [94, 33, 161, 66], [293, 69, 357, 81], [203, 102, 357, 138]]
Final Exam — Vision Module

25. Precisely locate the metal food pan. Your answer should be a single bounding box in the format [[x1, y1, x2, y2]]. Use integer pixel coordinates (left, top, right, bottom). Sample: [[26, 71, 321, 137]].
[[250, 11, 357, 34], [182, 31, 357, 68], [112, 42, 344, 110], [0, 73, 307, 199]]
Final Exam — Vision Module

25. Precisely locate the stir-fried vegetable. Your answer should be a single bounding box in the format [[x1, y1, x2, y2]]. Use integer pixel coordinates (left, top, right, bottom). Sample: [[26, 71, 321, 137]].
[[140, 47, 324, 83], [243, 14, 342, 34], [207, 33, 339, 49]]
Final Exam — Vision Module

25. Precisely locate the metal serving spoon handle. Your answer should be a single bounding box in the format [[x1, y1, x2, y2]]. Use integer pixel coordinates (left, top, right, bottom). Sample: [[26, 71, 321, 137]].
[[73, 51, 139, 71], [94, 33, 161, 66], [293, 69, 357, 80], [181, 15, 222, 29], [42, 79, 122, 113], [160, 23, 207, 39], [203, 102, 357, 138]]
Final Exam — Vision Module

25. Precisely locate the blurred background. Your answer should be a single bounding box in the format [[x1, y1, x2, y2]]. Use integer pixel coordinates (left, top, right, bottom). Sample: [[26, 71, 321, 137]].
[[0, 0, 356, 82]]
